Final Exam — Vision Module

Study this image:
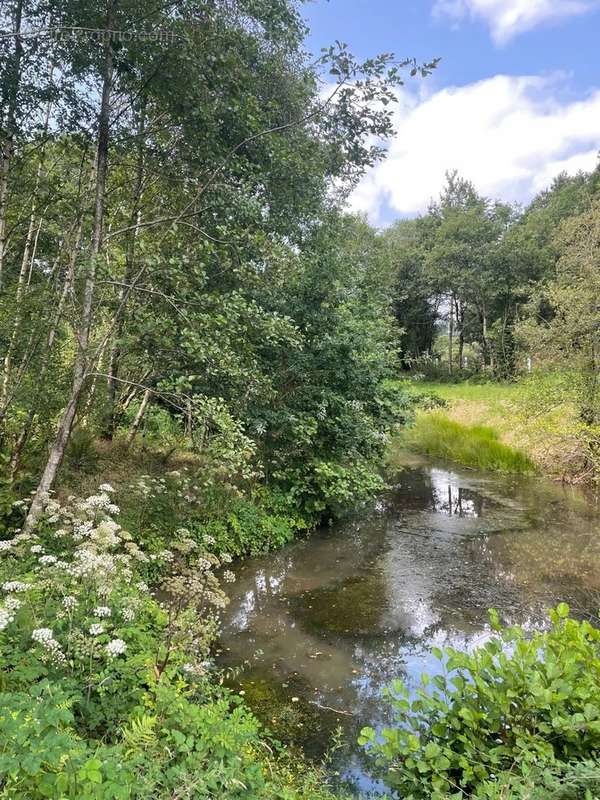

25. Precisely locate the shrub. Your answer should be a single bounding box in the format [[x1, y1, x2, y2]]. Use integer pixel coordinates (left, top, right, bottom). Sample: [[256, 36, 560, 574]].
[[360, 606, 600, 799], [412, 391, 448, 411], [0, 681, 138, 799]]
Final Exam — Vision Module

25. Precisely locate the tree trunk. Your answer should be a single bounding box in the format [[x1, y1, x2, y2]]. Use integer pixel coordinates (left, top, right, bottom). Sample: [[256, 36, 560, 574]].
[[24, 4, 115, 532], [8, 220, 83, 479], [456, 297, 465, 371], [126, 387, 151, 447], [0, 0, 23, 291], [480, 304, 490, 370], [448, 294, 454, 375], [104, 106, 146, 439]]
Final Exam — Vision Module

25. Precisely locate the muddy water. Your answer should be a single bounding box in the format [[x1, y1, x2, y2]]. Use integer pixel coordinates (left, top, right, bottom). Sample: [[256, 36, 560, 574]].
[[219, 454, 600, 795]]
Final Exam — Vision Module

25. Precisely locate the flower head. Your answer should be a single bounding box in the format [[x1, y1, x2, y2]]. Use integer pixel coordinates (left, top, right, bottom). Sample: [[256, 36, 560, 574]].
[[0, 607, 15, 630], [106, 638, 127, 658], [2, 581, 29, 593]]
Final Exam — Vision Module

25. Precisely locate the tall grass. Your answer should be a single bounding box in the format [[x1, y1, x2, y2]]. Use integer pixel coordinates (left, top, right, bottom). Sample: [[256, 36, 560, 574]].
[[400, 412, 536, 474]]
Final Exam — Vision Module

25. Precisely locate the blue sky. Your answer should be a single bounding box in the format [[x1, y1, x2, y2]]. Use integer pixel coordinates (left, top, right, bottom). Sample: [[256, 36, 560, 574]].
[[301, 0, 600, 224]]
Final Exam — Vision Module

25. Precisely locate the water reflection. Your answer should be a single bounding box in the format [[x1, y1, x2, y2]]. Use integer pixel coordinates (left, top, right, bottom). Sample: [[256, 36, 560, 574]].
[[219, 455, 600, 795]]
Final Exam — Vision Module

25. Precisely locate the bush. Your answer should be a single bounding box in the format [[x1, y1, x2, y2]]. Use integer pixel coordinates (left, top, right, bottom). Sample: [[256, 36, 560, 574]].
[[360, 606, 600, 799], [0, 681, 138, 799], [412, 391, 448, 411]]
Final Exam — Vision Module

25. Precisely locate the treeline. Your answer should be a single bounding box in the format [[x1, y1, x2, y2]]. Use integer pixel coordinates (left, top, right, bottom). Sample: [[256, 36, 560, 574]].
[[387, 166, 600, 380], [0, 0, 437, 530]]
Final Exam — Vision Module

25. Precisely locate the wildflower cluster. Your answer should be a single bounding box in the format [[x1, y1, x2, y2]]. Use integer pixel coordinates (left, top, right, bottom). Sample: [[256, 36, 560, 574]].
[[0, 484, 236, 696]]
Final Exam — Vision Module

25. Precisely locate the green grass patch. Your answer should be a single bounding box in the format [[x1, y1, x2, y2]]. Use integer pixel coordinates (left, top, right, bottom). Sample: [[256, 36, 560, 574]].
[[402, 379, 520, 406], [399, 412, 536, 474]]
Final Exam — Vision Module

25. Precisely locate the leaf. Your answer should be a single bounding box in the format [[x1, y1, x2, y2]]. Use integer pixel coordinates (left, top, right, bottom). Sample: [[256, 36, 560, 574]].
[[556, 602, 570, 619]]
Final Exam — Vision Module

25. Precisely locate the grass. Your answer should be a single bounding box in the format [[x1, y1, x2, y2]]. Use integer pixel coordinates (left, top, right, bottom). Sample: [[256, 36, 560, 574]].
[[392, 376, 586, 480], [398, 412, 536, 474]]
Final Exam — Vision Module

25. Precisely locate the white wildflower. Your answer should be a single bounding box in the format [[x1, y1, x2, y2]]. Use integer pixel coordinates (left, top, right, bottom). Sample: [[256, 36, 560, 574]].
[[99, 483, 115, 493], [136, 581, 149, 593], [0, 607, 15, 630], [5, 596, 21, 611], [121, 607, 135, 622], [93, 606, 111, 618], [30, 544, 44, 554], [203, 534, 216, 546], [53, 529, 68, 539], [2, 581, 29, 593], [90, 520, 121, 549], [223, 570, 236, 583], [0, 540, 12, 552], [39, 555, 58, 566], [31, 627, 65, 664], [62, 596, 78, 610], [106, 638, 127, 658], [32, 627, 54, 644], [89, 623, 104, 636]]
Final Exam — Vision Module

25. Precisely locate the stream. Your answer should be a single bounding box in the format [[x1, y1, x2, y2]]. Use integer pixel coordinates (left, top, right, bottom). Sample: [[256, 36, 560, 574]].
[[219, 453, 600, 795]]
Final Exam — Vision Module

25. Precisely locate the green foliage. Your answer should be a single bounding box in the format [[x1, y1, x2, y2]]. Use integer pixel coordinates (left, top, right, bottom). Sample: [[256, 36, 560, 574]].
[[0, 678, 344, 799], [517, 198, 600, 480], [0, 487, 347, 800], [65, 429, 99, 475], [400, 412, 535, 473], [275, 458, 386, 517], [385, 166, 600, 386], [0, 681, 137, 799], [361, 606, 600, 799], [411, 390, 448, 411], [197, 490, 301, 557]]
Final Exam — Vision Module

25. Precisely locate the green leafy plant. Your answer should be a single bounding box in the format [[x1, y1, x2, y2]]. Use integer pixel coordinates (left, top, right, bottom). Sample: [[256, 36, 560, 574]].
[[360, 605, 600, 799]]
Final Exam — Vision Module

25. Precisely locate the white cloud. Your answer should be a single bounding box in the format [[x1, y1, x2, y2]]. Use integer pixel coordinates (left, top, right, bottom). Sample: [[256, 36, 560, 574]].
[[348, 74, 600, 223], [433, 0, 598, 44]]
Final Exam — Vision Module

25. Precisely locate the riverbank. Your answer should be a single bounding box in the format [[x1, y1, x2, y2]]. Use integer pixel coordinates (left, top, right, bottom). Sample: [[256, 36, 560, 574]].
[[0, 456, 351, 800], [398, 378, 589, 482]]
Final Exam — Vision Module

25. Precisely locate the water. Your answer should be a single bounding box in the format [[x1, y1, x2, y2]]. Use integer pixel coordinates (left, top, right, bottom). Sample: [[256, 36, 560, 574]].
[[219, 453, 600, 795]]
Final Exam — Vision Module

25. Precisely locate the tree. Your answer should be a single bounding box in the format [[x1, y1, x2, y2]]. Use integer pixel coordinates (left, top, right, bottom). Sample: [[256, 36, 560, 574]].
[[0, 0, 437, 529], [383, 219, 438, 368], [517, 197, 600, 465]]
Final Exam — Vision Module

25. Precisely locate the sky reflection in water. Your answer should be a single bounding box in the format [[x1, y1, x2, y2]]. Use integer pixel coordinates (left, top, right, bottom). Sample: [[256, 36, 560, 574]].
[[220, 455, 600, 795]]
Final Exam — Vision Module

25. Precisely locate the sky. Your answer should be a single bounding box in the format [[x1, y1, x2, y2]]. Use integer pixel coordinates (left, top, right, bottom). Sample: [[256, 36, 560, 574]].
[[301, 0, 600, 225]]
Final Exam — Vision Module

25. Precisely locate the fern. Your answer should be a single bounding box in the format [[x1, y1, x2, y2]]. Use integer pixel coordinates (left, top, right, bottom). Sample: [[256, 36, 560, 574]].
[[121, 714, 158, 755]]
